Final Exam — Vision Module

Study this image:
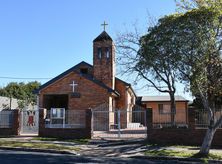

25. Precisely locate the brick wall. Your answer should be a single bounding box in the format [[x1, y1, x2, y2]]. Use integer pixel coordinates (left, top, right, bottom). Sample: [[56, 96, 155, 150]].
[[0, 109, 19, 136], [39, 109, 92, 139], [147, 108, 222, 146], [93, 40, 115, 89], [39, 71, 110, 110]]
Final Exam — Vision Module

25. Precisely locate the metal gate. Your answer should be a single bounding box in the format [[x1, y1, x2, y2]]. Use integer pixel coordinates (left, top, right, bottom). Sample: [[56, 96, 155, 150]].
[[92, 110, 147, 139], [20, 109, 39, 135]]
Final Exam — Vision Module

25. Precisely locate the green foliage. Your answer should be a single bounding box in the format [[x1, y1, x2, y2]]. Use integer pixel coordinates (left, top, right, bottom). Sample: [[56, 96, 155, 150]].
[[142, 6, 222, 98], [0, 81, 41, 108], [139, 13, 182, 83], [146, 2, 222, 154], [175, 0, 222, 12]]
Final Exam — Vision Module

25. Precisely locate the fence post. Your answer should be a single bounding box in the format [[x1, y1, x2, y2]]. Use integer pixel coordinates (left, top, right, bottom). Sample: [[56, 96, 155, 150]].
[[86, 109, 92, 139], [63, 108, 65, 128], [14, 109, 20, 135], [146, 109, 153, 140], [39, 108, 47, 136], [118, 110, 121, 138], [188, 107, 196, 130], [90, 108, 93, 138]]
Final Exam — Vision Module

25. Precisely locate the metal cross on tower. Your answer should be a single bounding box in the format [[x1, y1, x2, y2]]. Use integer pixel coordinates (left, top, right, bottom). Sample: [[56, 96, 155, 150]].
[[101, 21, 108, 31], [70, 81, 78, 93]]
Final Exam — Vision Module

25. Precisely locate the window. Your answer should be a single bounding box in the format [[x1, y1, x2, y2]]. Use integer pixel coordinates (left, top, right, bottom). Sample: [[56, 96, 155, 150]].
[[158, 104, 172, 114], [80, 68, 88, 74], [97, 48, 102, 59], [105, 47, 110, 59], [49, 108, 65, 128], [51, 108, 65, 118]]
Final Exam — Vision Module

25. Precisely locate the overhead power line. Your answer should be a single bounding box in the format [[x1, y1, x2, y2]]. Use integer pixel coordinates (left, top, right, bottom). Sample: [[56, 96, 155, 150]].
[[0, 76, 51, 80]]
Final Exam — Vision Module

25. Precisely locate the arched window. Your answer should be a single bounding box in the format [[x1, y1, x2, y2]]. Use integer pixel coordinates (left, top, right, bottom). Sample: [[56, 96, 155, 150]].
[[97, 48, 102, 59], [105, 47, 110, 59]]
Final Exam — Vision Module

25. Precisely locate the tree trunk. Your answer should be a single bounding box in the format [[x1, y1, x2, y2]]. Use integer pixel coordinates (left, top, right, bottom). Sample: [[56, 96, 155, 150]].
[[170, 94, 176, 126], [199, 127, 216, 155]]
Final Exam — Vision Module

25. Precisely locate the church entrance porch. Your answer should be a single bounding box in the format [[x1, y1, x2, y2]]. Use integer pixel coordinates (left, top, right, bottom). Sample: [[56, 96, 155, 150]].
[[43, 94, 69, 110], [92, 108, 147, 139]]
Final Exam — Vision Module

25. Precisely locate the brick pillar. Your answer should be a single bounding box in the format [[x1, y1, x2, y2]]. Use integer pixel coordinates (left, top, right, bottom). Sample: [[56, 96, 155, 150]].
[[85, 109, 92, 139], [188, 107, 196, 130], [39, 108, 47, 136], [146, 109, 153, 129], [13, 109, 20, 135]]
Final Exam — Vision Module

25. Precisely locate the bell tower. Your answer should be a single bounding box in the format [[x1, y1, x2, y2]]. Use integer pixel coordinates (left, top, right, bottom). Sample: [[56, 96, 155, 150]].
[[93, 22, 115, 89]]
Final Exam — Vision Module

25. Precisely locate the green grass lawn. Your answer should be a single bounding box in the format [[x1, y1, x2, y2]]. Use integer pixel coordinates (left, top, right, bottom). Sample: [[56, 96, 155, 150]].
[[144, 145, 222, 162], [0, 140, 80, 152], [32, 137, 89, 144]]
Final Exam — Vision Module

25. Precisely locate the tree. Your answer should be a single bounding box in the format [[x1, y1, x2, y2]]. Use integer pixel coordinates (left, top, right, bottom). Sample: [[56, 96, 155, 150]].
[[0, 81, 41, 109], [144, 6, 222, 155], [116, 22, 181, 125], [175, 0, 222, 11], [116, 1, 222, 155], [171, 7, 222, 156]]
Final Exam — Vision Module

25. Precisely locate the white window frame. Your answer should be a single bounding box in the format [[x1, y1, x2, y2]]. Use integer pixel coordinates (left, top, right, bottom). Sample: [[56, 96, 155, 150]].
[[50, 108, 65, 128]]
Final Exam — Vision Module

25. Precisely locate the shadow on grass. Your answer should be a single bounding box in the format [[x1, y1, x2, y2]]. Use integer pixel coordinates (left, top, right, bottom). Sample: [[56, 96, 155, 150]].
[[33, 137, 89, 144]]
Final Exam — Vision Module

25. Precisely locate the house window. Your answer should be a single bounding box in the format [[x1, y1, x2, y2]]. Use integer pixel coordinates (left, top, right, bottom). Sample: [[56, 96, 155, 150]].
[[158, 104, 172, 114], [80, 68, 88, 74], [97, 48, 102, 59], [105, 47, 110, 59]]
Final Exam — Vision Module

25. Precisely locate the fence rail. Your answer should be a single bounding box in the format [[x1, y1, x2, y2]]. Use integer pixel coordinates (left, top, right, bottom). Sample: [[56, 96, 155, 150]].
[[45, 109, 86, 129], [92, 109, 147, 139], [195, 109, 222, 129], [152, 109, 188, 128]]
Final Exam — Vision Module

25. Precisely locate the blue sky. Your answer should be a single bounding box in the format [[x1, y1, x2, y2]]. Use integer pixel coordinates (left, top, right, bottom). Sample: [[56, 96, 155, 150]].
[[0, 0, 192, 99]]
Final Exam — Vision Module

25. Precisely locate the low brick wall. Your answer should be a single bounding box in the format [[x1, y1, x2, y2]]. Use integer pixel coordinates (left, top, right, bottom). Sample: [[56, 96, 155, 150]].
[[39, 109, 92, 139], [0, 109, 19, 136], [147, 108, 222, 146], [148, 128, 222, 146]]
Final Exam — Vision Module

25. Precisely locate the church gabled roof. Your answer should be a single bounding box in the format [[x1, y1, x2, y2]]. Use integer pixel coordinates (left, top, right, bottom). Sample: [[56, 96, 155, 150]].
[[115, 77, 137, 97], [35, 61, 119, 96], [93, 31, 113, 42]]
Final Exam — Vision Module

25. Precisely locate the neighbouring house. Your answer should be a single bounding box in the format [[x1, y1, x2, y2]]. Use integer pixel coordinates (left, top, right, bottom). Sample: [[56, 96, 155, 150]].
[[140, 95, 189, 128], [0, 96, 19, 110], [35, 30, 136, 133]]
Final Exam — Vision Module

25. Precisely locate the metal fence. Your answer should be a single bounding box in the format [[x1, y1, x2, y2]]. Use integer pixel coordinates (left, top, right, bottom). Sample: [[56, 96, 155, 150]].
[[195, 109, 222, 129], [20, 109, 39, 135], [152, 108, 188, 128], [92, 109, 147, 139], [45, 108, 86, 128], [0, 110, 14, 128]]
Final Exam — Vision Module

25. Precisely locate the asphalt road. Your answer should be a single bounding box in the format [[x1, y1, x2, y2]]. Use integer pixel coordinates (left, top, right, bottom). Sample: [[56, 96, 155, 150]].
[[0, 149, 203, 164]]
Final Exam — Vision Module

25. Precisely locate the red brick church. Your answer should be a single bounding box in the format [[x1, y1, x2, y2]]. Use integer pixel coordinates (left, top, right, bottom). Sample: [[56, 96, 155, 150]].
[[36, 29, 136, 130]]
